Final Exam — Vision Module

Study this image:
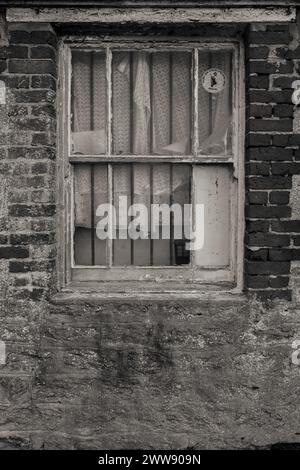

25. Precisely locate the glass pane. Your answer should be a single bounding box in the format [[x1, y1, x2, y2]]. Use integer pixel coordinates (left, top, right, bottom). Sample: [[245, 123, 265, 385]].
[[73, 163, 191, 266], [112, 51, 192, 155], [193, 165, 231, 267], [74, 164, 108, 265], [71, 50, 106, 155], [198, 50, 233, 156]]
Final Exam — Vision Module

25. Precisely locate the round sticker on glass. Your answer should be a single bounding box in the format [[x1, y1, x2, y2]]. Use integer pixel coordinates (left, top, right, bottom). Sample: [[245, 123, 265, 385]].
[[202, 69, 226, 94]]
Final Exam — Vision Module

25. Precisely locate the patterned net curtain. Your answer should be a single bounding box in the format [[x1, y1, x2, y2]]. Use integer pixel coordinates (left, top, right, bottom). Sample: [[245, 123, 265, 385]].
[[71, 49, 232, 266]]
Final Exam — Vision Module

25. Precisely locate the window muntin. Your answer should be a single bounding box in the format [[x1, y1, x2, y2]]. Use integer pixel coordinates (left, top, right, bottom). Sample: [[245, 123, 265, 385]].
[[65, 41, 241, 285]]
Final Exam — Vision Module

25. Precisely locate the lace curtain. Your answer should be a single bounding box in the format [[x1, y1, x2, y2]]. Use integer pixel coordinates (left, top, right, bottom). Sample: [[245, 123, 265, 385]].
[[71, 49, 232, 266]]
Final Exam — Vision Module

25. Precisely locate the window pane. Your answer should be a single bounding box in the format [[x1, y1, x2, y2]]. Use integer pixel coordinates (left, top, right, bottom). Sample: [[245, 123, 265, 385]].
[[194, 165, 231, 267], [73, 163, 191, 266], [112, 51, 192, 155], [74, 164, 108, 265], [112, 163, 191, 266], [198, 50, 233, 156], [71, 50, 106, 155]]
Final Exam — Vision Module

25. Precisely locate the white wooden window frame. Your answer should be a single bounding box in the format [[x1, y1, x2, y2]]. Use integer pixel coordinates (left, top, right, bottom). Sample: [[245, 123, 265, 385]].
[[57, 37, 245, 292]]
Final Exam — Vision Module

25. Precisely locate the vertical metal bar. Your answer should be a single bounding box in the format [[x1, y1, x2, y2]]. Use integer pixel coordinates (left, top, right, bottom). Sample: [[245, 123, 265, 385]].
[[190, 164, 195, 268], [188, 165, 192, 266], [170, 163, 174, 265], [149, 53, 154, 265], [130, 51, 134, 154], [130, 163, 134, 265], [107, 47, 112, 156], [90, 52, 95, 265], [149, 52, 154, 155], [208, 51, 213, 135], [90, 51, 95, 131], [229, 50, 233, 156], [150, 163, 153, 266], [129, 52, 134, 263], [90, 164, 95, 265], [106, 48, 113, 266], [169, 53, 173, 264], [188, 52, 192, 155], [169, 51, 173, 146], [193, 48, 199, 157], [108, 163, 113, 267], [191, 49, 198, 267]]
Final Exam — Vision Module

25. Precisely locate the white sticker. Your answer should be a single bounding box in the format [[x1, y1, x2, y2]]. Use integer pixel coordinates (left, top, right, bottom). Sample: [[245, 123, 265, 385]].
[[0, 80, 5, 104], [201, 69, 226, 94]]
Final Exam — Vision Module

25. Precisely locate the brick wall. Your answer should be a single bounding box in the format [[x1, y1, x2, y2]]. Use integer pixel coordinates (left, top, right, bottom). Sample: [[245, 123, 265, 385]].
[[0, 23, 57, 301], [245, 23, 300, 301]]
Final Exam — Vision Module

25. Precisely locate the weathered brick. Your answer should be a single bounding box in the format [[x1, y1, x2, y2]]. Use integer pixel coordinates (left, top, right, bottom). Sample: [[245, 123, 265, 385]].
[[247, 176, 292, 189], [254, 290, 292, 301], [0, 235, 8, 244], [249, 104, 272, 118], [273, 104, 294, 118], [248, 75, 269, 89], [8, 59, 56, 76], [247, 46, 270, 59], [8, 147, 55, 160], [247, 191, 268, 204], [12, 89, 55, 104], [247, 233, 290, 247], [245, 248, 268, 261], [249, 90, 292, 103], [248, 31, 291, 44], [246, 162, 270, 176], [249, 61, 293, 74], [31, 75, 56, 90], [0, 246, 29, 259], [269, 191, 289, 204], [9, 204, 56, 218], [273, 76, 298, 89], [0, 60, 7, 73], [10, 233, 55, 245], [30, 46, 56, 60], [249, 118, 292, 132], [247, 275, 269, 288], [269, 276, 289, 288], [271, 163, 300, 175], [247, 261, 290, 275], [9, 260, 55, 273], [246, 205, 290, 218], [248, 147, 293, 161], [246, 220, 269, 233], [247, 133, 272, 147], [269, 249, 292, 261], [3, 75, 30, 89], [31, 162, 48, 175], [10, 30, 57, 47], [271, 220, 300, 232], [7, 45, 29, 59], [31, 133, 56, 146]]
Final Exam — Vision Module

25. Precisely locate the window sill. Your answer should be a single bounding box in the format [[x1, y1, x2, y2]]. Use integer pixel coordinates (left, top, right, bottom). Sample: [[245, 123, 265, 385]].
[[50, 282, 245, 304]]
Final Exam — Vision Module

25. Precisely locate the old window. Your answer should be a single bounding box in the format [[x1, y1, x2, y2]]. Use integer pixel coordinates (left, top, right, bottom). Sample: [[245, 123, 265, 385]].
[[59, 40, 244, 289]]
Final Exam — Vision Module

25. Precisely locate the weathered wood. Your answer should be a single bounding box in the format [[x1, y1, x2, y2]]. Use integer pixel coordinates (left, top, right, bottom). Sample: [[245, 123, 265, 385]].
[[6, 7, 296, 23]]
